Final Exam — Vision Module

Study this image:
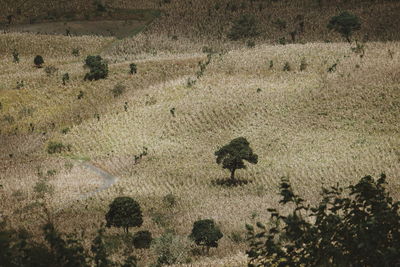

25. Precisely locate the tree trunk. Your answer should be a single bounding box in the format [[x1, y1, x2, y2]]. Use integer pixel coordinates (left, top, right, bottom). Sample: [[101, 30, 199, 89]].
[[230, 169, 236, 180], [125, 226, 129, 234]]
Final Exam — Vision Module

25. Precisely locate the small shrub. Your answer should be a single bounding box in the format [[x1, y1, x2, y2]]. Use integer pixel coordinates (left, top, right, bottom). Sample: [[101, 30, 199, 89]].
[[229, 231, 243, 244], [47, 141, 69, 154], [278, 37, 286, 45], [15, 81, 24, 89], [269, 60, 274, 69], [77, 90, 84, 99], [62, 73, 70, 85], [12, 49, 19, 63], [84, 55, 108, 81], [283, 61, 291, 71], [246, 40, 255, 48], [132, 230, 152, 249], [163, 193, 177, 208], [111, 83, 126, 98], [228, 14, 259, 41], [129, 63, 137, 74], [72, 48, 80, 57], [34, 55, 44, 68]]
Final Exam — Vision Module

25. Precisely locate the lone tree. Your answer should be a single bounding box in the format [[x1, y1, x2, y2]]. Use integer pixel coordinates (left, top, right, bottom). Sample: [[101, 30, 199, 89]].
[[34, 55, 44, 68], [84, 55, 108, 81], [214, 137, 258, 180], [105, 197, 143, 233], [189, 219, 223, 253], [327, 11, 361, 43], [228, 14, 259, 41]]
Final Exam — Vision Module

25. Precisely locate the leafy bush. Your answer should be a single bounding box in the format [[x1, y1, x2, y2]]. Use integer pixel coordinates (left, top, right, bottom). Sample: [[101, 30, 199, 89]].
[[105, 197, 143, 233], [228, 14, 259, 41], [84, 55, 108, 81], [246, 174, 400, 267], [283, 61, 291, 71], [34, 55, 44, 68], [327, 11, 361, 43], [132, 230, 152, 249], [62, 73, 70, 85], [12, 49, 19, 63], [189, 219, 223, 253]]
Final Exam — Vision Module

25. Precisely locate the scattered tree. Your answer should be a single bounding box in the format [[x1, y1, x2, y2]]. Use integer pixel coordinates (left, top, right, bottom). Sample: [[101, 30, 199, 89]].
[[105, 197, 143, 233], [84, 55, 108, 81], [34, 55, 44, 68], [189, 219, 223, 253], [246, 174, 400, 266], [327, 11, 361, 43], [214, 137, 258, 180]]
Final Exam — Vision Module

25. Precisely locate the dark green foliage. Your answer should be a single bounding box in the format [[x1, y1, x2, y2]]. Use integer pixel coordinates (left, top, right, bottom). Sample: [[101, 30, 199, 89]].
[[132, 230, 152, 249], [84, 55, 108, 81], [129, 63, 137, 74], [215, 137, 258, 180], [34, 55, 44, 68], [105, 197, 143, 233], [228, 14, 259, 41], [327, 11, 361, 43], [246, 174, 400, 267], [189, 219, 223, 252]]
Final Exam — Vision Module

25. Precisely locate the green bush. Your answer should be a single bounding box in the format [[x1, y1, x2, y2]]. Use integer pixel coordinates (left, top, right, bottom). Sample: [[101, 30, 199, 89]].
[[246, 174, 400, 266], [228, 14, 259, 41], [132, 230, 152, 249], [152, 231, 192, 266], [34, 55, 44, 68], [84, 55, 108, 81], [129, 63, 137, 74], [111, 83, 126, 98]]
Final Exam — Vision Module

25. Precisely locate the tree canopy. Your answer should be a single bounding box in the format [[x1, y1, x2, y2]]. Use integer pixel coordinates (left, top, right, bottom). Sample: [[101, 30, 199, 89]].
[[105, 197, 143, 233], [327, 11, 361, 43], [214, 137, 258, 180]]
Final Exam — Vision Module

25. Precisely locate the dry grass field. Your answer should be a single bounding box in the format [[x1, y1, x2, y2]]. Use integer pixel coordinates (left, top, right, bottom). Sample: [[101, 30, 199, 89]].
[[1, 0, 400, 266]]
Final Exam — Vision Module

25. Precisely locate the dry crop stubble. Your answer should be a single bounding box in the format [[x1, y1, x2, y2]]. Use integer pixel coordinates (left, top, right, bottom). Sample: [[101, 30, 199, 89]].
[[1, 26, 400, 265]]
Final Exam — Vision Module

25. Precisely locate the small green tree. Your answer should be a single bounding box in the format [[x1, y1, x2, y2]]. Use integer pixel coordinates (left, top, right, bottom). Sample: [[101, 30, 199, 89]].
[[34, 55, 44, 68], [189, 219, 223, 253], [84, 55, 108, 81], [228, 14, 259, 41], [214, 137, 258, 180], [327, 11, 361, 43], [105, 197, 143, 233]]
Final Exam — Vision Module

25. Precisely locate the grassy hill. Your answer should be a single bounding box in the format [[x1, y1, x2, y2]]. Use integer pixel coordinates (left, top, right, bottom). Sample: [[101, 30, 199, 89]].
[[1, 0, 400, 266]]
